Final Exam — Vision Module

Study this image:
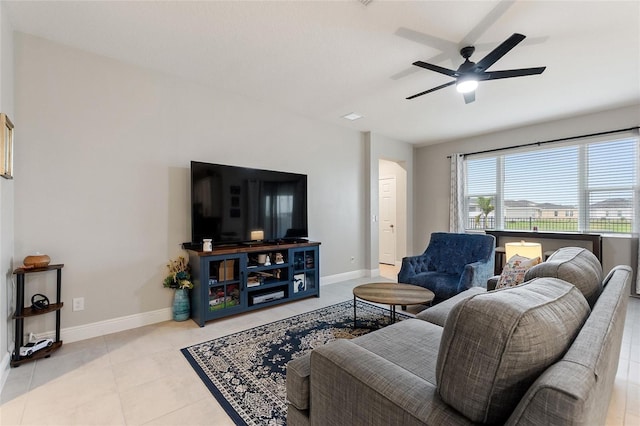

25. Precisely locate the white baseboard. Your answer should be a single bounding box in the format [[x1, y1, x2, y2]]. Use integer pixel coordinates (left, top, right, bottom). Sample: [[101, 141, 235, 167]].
[[320, 270, 366, 286], [23, 270, 377, 346], [29, 273, 362, 345], [0, 352, 10, 393], [319, 269, 391, 284], [33, 307, 172, 345]]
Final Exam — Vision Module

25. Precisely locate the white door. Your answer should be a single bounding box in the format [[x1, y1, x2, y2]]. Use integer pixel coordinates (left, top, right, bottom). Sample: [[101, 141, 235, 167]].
[[379, 177, 396, 265]]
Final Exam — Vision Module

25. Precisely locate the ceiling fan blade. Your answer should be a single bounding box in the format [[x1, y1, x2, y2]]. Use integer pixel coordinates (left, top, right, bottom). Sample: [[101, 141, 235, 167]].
[[460, 0, 516, 47], [406, 81, 456, 100], [395, 27, 458, 52], [471, 36, 548, 57], [391, 51, 464, 81], [412, 61, 457, 77], [463, 91, 476, 104], [480, 67, 546, 80], [475, 33, 526, 71], [390, 67, 420, 80]]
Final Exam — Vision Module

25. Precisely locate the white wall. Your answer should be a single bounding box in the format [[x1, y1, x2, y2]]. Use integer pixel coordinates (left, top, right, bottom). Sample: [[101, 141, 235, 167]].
[[0, 2, 15, 385], [13, 33, 366, 333], [414, 104, 640, 283], [364, 132, 414, 272]]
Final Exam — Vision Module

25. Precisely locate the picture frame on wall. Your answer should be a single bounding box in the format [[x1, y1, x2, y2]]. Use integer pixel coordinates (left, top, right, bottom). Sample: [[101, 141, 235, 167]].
[[1, 113, 14, 179]]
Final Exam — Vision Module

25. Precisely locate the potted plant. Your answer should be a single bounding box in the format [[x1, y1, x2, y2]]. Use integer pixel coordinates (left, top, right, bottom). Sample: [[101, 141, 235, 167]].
[[163, 256, 194, 321]]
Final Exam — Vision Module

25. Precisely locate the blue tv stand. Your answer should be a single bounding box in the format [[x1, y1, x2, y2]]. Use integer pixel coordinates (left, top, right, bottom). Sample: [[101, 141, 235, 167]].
[[187, 241, 320, 326]]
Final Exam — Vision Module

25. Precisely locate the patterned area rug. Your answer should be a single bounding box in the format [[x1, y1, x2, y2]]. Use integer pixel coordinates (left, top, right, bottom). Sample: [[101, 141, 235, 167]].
[[181, 299, 411, 425]]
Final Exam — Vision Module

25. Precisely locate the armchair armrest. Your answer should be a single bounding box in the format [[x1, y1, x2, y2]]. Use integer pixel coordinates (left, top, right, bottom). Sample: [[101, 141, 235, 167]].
[[309, 340, 473, 425], [457, 257, 494, 293]]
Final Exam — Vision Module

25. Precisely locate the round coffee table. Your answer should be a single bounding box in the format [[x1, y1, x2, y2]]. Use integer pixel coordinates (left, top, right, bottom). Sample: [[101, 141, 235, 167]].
[[352, 282, 435, 328]]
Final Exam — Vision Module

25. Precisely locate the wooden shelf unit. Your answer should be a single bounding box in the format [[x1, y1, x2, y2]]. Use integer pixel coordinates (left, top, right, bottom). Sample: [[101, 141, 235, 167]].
[[188, 241, 320, 327], [11, 264, 64, 367]]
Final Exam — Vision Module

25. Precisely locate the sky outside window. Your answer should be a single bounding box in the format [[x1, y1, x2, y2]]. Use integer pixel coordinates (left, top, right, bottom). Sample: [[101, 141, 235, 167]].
[[504, 146, 578, 206]]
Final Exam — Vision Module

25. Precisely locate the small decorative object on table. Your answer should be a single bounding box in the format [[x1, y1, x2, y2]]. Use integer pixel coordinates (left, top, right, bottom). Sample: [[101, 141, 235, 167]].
[[20, 338, 53, 357], [23, 253, 51, 269], [163, 256, 194, 321]]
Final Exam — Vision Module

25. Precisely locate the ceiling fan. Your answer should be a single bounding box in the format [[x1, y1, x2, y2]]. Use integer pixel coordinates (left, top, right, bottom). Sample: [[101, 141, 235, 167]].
[[406, 33, 546, 104]]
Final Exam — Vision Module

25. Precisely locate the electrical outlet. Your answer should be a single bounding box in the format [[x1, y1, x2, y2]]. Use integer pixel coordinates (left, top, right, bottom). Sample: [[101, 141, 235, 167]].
[[72, 297, 85, 311]]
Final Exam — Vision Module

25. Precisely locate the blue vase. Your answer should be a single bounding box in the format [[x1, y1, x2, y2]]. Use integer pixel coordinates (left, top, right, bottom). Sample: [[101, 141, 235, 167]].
[[173, 288, 190, 321]]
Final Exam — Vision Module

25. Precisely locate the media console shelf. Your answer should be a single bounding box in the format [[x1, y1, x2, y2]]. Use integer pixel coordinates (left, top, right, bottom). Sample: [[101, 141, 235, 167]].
[[187, 241, 320, 327]]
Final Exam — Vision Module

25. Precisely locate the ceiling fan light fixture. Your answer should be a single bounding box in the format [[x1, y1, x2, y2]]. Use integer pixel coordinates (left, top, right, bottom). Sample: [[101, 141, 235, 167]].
[[456, 79, 478, 93]]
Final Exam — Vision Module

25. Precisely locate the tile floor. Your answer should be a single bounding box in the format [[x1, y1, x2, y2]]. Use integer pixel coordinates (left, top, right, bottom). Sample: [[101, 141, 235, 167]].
[[0, 267, 638, 425]]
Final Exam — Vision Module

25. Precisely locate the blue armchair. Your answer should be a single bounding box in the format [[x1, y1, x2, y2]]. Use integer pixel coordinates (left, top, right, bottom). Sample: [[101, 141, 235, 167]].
[[398, 232, 495, 303]]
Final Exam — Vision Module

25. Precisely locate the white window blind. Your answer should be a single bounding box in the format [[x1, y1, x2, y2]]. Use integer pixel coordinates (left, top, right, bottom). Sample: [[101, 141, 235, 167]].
[[465, 157, 497, 229], [464, 135, 638, 234]]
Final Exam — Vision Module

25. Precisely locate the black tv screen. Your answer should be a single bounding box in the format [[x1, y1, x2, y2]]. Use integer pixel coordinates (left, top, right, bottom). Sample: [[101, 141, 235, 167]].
[[191, 161, 308, 245]]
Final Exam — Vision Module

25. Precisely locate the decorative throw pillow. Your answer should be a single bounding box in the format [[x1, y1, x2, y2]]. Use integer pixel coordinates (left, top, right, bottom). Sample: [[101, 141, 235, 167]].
[[496, 255, 541, 289]]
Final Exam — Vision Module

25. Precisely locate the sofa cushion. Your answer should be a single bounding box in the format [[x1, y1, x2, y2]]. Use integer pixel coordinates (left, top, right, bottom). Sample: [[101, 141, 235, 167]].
[[416, 286, 486, 327], [495, 255, 541, 289], [436, 279, 590, 424], [352, 318, 443, 384], [286, 318, 443, 412], [524, 247, 602, 307]]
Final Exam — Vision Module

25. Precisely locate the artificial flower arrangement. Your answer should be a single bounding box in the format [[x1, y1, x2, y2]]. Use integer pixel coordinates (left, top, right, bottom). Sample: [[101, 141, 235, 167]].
[[163, 256, 194, 290]]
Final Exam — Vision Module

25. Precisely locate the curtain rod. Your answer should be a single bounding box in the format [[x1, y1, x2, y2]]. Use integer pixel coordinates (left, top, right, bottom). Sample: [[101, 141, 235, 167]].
[[447, 126, 640, 158]]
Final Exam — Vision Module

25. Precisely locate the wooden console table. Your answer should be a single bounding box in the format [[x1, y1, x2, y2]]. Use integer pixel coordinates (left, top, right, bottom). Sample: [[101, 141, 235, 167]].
[[486, 230, 602, 274]]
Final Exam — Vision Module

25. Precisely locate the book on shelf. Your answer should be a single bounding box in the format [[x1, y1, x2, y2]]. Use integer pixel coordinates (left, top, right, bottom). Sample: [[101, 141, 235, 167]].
[[294, 273, 306, 293]]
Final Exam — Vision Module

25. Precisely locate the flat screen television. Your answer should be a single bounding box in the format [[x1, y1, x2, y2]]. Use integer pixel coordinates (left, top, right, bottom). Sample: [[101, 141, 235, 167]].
[[191, 161, 308, 246]]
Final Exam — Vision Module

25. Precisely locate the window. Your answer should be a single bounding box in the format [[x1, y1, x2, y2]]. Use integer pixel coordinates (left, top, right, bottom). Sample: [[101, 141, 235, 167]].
[[464, 136, 638, 234], [465, 157, 497, 229]]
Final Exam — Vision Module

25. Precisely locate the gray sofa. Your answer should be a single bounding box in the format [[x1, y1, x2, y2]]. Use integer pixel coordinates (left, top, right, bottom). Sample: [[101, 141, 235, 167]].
[[286, 248, 632, 425]]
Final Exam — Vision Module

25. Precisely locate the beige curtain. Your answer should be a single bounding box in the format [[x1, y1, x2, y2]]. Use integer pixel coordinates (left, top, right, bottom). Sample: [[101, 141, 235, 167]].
[[449, 153, 465, 233]]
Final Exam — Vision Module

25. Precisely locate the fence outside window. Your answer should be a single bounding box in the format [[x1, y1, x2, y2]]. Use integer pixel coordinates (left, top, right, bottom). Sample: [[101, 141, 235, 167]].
[[466, 216, 631, 233]]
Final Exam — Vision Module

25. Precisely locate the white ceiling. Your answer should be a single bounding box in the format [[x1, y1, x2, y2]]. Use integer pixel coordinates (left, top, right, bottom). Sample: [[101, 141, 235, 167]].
[[4, 0, 640, 145]]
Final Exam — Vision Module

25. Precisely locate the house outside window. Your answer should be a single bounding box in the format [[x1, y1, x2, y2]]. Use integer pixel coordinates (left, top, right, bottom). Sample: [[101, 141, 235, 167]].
[[464, 136, 638, 234]]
